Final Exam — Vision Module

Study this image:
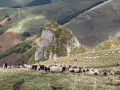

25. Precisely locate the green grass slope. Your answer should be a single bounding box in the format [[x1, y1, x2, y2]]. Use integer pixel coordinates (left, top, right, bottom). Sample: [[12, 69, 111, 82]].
[[95, 36, 120, 51], [64, 0, 120, 49], [0, 48, 120, 89]]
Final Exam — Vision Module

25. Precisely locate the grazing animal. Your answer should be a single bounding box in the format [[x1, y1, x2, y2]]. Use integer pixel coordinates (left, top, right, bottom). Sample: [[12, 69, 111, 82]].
[[105, 53, 108, 56], [111, 51, 114, 54], [117, 63, 120, 66], [69, 67, 75, 72], [74, 67, 82, 73], [110, 71, 114, 76], [118, 51, 120, 53], [74, 58, 78, 61], [31, 65, 37, 70], [94, 69, 99, 75], [88, 70, 94, 75], [38, 65, 45, 71], [45, 66, 50, 72], [3, 63, 7, 68], [104, 72, 108, 76], [50, 66, 63, 73], [24, 64, 32, 69]]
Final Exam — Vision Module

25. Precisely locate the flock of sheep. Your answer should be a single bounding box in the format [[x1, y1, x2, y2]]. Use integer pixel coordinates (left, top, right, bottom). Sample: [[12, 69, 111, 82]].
[[1, 50, 120, 77], [68, 65, 115, 76], [2, 62, 119, 77]]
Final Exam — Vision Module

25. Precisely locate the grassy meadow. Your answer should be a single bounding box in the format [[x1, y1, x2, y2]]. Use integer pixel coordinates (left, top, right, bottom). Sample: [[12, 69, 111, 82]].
[[0, 48, 120, 90]]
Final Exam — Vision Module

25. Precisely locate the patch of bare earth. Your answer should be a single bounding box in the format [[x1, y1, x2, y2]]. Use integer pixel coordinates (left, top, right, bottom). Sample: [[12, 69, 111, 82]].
[[0, 32, 21, 53], [0, 53, 21, 66]]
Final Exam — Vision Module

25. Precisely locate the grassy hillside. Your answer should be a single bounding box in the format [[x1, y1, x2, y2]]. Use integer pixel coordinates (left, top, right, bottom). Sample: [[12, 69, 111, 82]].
[[95, 36, 120, 51], [41, 48, 120, 68], [0, 48, 120, 89], [0, 0, 63, 8], [65, 0, 120, 49]]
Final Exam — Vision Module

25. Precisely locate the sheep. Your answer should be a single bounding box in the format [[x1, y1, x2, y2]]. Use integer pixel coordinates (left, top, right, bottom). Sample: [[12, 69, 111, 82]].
[[3, 63, 7, 68], [89, 57, 92, 59], [106, 51, 110, 54], [74, 67, 82, 73], [61, 65, 66, 72], [85, 57, 89, 59], [69, 65, 77, 68], [83, 68, 88, 72], [96, 56, 100, 58], [89, 68, 94, 72], [50, 66, 63, 73], [105, 53, 108, 56], [83, 66, 89, 72], [111, 51, 115, 54], [88, 70, 94, 75], [23, 64, 32, 69], [38, 65, 45, 71], [69, 67, 75, 72], [110, 71, 114, 76], [117, 63, 120, 66], [93, 57, 97, 59], [31, 65, 38, 70], [118, 51, 120, 54], [94, 69, 99, 75], [44, 66, 50, 72], [104, 72, 108, 76], [74, 58, 78, 61]]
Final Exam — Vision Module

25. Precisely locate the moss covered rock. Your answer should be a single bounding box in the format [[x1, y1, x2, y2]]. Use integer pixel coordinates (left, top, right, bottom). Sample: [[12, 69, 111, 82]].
[[35, 21, 86, 61]]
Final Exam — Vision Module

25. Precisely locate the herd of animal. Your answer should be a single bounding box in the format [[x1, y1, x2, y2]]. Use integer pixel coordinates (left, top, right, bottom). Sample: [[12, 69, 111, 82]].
[[2, 62, 119, 77]]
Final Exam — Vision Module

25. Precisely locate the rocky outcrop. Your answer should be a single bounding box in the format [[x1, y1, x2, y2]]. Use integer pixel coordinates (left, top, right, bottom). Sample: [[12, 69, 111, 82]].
[[35, 21, 85, 61]]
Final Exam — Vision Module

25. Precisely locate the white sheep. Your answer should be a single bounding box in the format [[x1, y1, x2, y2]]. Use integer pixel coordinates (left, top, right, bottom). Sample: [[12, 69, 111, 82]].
[[110, 71, 114, 76], [50, 66, 63, 73], [88, 70, 94, 75], [94, 69, 99, 75], [85, 57, 89, 59], [69, 67, 75, 72], [111, 51, 115, 54], [24, 64, 32, 69], [105, 53, 108, 56], [74, 68, 82, 73], [118, 51, 120, 53]]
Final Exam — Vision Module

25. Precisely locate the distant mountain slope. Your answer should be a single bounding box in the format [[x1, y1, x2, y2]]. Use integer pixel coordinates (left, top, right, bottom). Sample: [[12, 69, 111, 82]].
[[65, 0, 120, 49], [0, 0, 63, 8]]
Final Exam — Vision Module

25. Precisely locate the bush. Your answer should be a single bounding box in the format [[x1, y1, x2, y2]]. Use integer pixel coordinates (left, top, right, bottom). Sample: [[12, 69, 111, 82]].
[[23, 32, 31, 37], [0, 24, 2, 28], [7, 17, 11, 22]]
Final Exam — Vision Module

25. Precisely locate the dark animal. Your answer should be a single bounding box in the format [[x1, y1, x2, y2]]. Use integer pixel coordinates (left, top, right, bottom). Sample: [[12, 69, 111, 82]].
[[117, 63, 120, 66], [104, 72, 108, 76], [45, 66, 50, 72], [32, 65, 37, 70], [3, 63, 7, 68], [38, 65, 45, 71]]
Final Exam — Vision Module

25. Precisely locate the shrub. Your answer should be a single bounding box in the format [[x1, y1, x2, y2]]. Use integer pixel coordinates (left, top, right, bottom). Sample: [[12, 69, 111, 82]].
[[7, 17, 11, 22], [23, 32, 31, 37]]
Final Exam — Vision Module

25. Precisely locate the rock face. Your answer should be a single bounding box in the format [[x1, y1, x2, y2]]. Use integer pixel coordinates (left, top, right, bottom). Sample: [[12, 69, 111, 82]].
[[35, 21, 85, 61]]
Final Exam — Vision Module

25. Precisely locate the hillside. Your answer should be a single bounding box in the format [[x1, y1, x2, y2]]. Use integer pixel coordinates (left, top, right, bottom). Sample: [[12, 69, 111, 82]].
[[95, 36, 120, 51], [0, 48, 120, 89], [0, 0, 63, 8], [65, 0, 120, 49], [0, 0, 107, 65]]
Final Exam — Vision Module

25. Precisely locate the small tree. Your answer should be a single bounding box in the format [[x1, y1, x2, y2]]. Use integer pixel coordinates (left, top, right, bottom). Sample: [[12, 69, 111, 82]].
[[0, 24, 2, 28], [7, 17, 11, 22]]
